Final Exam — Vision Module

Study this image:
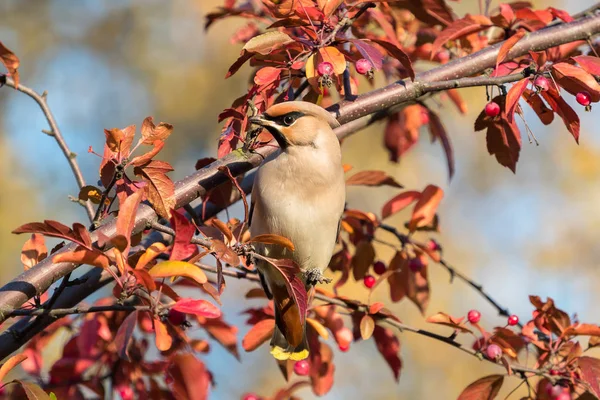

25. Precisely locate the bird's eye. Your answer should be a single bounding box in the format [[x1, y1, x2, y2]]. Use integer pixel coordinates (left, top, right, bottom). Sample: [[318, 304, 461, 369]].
[[282, 115, 296, 126]]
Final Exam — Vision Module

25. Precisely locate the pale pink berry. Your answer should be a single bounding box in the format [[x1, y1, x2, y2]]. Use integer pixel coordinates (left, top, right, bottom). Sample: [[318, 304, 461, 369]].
[[355, 58, 373, 75], [485, 344, 502, 360], [534, 75, 549, 91], [317, 62, 334, 76]]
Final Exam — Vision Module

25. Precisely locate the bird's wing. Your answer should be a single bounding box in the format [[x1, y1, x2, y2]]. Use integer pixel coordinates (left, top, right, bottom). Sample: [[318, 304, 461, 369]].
[[248, 197, 255, 228]]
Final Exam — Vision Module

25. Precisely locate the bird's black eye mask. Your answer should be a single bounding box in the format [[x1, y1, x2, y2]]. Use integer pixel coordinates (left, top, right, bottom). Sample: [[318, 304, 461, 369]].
[[263, 111, 305, 127]]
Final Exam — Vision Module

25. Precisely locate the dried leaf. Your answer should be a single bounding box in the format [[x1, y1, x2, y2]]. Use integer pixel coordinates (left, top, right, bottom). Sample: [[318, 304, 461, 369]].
[[148, 260, 208, 285], [431, 15, 492, 58], [249, 234, 295, 252], [168, 353, 210, 400], [242, 319, 275, 352], [409, 185, 443, 232], [19, 381, 51, 400], [309, 342, 335, 396], [0, 353, 28, 382], [426, 312, 472, 333], [360, 315, 375, 340], [21, 234, 47, 271], [141, 116, 173, 144], [243, 31, 294, 55], [129, 140, 165, 167], [78, 185, 103, 204], [0, 41, 20, 88], [371, 39, 415, 81], [104, 125, 135, 156], [457, 375, 504, 400], [346, 170, 403, 188], [352, 240, 375, 280]]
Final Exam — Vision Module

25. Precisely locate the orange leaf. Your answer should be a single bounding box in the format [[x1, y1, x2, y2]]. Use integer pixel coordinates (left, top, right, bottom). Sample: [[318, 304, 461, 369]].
[[52, 246, 111, 270], [381, 191, 420, 219], [242, 319, 275, 352], [505, 78, 529, 122], [572, 55, 600, 76], [562, 323, 600, 338], [210, 218, 234, 243], [78, 185, 103, 204], [431, 16, 492, 57], [346, 170, 403, 188], [141, 116, 173, 144], [135, 242, 168, 270], [104, 125, 135, 157], [360, 315, 375, 340], [426, 312, 472, 333], [154, 318, 172, 351], [21, 234, 47, 271], [409, 185, 443, 232], [133, 160, 175, 219], [172, 299, 221, 319], [129, 140, 165, 167], [319, 46, 346, 75], [148, 260, 208, 285], [0, 353, 27, 382], [249, 234, 295, 252], [307, 317, 329, 340], [116, 188, 143, 254], [496, 30, 525, 69], [18, 382, 50, 400], [0, 41, 20, 88], [457, 375, 504, 400]]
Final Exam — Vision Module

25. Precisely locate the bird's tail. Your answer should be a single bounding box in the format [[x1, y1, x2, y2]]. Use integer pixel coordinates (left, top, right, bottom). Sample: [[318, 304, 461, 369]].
[[269, 283, 309, 361]]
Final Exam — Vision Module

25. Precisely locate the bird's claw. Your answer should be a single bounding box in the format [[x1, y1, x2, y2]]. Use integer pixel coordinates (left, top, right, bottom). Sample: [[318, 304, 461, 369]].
[[304, 268, 332, 286], [233, 242, 256, 268]]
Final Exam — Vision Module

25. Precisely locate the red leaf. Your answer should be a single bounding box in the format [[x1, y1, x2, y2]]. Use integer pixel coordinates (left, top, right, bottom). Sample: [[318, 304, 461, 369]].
[[172, 299, 221, 319], [540, 88, 580, 143], [496, 30, 526, 70], [261, 256, 307, 327], [431, 15, 492, 57], [225, 50, 253, 79], [309, 341, 335, 396], [505, 78, 529, 122], [427, 110, 455, 179], [373, 325, 402, 381], [352, 240, 376, 280], [381, 191, 421, 219], [548, 7, 573, 23], [169, 210, 198, 261], [346, 170, 403, 188], [552, 62, 600, 102], [573, 55, 600, 76], [254, 66, 281, 86], [154, 318, 172, 351], [168, 353, 211, 400], [114, 311, 138, 361], [522, 89, 554, 125], [0, 41, 20, 88], [134, 160, 175, 219], [13, 220, 93, 251], [242, 319, 275, 352], [116, 188, 143, 254], [579, 356, 600, 398], [201, 317, 240, 359], [350, 39, 384, 70], [371, 39, 415, 81], [457, 375, 504, 400]]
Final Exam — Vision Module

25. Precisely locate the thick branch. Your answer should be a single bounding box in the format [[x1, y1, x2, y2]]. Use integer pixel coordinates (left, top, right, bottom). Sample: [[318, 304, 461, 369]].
[[0, 13, 599, 358], [2, 78, 95, 221]]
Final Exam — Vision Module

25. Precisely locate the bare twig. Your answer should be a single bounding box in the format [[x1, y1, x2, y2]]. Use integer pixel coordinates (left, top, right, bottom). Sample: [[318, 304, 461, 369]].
[[2, 77, 95, 221], [9, 303, 155, 318]]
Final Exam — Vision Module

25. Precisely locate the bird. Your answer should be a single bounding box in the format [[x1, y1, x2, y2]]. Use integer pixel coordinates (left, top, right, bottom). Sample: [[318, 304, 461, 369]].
[[248, 101, 345, 361]]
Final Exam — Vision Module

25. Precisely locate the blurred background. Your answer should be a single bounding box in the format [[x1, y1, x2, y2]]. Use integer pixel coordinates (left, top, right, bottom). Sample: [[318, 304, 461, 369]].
[[0, 0, 599, 398]]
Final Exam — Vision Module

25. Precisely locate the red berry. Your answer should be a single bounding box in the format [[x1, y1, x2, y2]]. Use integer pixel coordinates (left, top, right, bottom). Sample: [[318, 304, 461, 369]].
[[168, 309, 186, 325], [507, 314, 519, 326], [485, 102, 501, 117], [554, 392, 571, 400], [355, 58, 373, 75], [339, 343, 350, 352], [485, 344, 502, 360], [373, 261, 386, 275], [294, 360, 310, 376], [467, 310, 481, 324], [242, 394, 260, 400], [409, 258, 423, 272], [534, 76, 550, 91], [363, 274, 376, 288], [118, 386, 134, 400], [317, 62, 334, 77], [420, 110, 430, 125], [576, 91, 591, 106], [427, 239, 441, 252], [550, 369, 560, 376]]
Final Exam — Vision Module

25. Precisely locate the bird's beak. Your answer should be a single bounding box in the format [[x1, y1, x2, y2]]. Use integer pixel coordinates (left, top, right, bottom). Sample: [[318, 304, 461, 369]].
[[249, 115, 289, 149]]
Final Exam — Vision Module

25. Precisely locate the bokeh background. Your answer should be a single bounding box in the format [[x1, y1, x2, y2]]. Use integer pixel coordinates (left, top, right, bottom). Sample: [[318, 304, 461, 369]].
[[0, 0, 599, 398]]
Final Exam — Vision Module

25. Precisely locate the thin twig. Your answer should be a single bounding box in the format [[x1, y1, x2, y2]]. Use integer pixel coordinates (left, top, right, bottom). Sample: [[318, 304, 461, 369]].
[[9, 303, 154, 318], [2, 77, 95, 221], [149, 220, 212, 248]]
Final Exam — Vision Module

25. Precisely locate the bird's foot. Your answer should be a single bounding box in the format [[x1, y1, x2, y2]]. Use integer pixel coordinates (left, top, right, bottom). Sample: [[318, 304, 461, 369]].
[[304, 268, 332, 286], [232, 242, 256, 268]]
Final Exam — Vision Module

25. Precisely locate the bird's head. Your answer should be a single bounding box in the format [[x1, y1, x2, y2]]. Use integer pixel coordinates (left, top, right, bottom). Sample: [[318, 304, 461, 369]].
[[249, 101, 340, 150]]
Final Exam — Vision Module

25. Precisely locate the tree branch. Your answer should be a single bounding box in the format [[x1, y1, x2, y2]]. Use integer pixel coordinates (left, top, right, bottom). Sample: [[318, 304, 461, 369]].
[[2, 78, 95, 221], [0, 12, 599, 358]]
